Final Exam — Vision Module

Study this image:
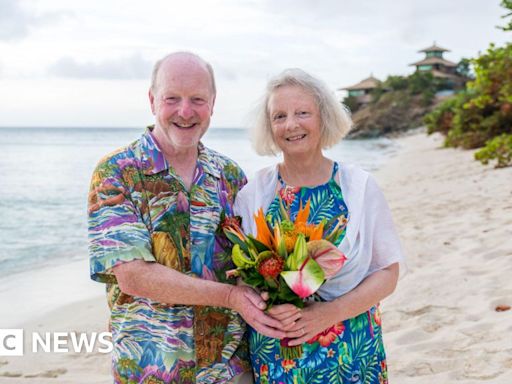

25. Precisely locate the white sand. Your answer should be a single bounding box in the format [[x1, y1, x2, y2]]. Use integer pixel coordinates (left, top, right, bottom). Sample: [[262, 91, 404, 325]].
[[377, 132, 512, 383], [0, 261, 110, 383], [1, 131, 511, 383]]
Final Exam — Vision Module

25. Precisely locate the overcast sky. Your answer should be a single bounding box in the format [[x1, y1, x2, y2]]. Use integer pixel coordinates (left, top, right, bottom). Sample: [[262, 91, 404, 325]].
[[0, 0, 509, 128]]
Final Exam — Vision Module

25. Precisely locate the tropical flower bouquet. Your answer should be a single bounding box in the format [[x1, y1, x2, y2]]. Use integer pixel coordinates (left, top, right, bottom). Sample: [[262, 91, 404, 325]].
[[223, 199, 348, 359]]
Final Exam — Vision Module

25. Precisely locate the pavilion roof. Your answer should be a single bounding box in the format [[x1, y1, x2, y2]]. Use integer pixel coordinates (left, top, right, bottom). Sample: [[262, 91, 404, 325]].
[[419, 43, 450, 53], [409, 56, 457, 67], [430, 70, 461, 79], [340, 75, 381, 91]]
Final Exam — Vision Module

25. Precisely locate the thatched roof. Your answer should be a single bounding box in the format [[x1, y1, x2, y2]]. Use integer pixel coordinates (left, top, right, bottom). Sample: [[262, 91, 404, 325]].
[[409, 57, 457, 67], [340, 75, 381, 91]]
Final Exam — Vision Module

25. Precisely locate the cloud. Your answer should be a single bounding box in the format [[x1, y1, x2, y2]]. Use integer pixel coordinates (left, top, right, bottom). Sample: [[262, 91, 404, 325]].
[[48, 54, 152, 80], [0, 0, 70, 40], [0, 0, 33, 40]]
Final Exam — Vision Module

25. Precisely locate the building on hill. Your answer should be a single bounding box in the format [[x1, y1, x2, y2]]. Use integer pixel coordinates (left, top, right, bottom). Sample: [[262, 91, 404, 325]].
[[410, 42, 465, 88], [339, 75, 381, 109]]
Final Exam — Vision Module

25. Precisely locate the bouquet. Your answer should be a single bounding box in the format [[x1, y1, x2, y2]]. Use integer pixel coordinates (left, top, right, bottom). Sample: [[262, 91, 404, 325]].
[[223, 199, 348, 358]]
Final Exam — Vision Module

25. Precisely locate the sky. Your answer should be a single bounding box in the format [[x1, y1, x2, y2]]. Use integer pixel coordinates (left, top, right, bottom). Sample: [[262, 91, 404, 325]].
[[0, 0, 510, 128]]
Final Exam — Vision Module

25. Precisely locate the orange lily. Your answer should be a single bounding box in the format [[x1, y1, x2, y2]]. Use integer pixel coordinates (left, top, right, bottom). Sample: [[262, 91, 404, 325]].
[[254, 208, 274, 248]]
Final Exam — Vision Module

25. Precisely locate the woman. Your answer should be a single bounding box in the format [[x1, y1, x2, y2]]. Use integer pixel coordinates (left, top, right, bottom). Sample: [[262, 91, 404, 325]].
[[234, 69, 404, 384]]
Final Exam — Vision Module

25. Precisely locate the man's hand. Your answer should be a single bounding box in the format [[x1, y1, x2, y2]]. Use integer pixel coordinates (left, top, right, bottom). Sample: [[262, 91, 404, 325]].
[[227, 285, 287, 339]]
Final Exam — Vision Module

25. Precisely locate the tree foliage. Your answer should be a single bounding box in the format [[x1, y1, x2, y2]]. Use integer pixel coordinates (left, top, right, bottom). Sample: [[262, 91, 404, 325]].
[[475, 133, 512, 168], [424, 1, 512, 167], [372, 72, 451, 106], [498, 0, 512, 31], [425, 43, 512, 151]]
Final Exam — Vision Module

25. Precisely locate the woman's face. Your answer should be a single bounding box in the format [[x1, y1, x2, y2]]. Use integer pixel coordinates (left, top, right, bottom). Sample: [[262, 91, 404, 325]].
[[268, 85, 322, 158]]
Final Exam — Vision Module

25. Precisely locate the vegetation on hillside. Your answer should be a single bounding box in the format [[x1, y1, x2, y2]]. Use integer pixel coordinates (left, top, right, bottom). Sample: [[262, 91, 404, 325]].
[[425, 1, 512, 167], [346, 71, 465, 138]]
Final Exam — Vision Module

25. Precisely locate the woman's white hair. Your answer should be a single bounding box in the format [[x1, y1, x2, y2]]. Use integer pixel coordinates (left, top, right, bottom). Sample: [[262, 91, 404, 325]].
[[251, 68, 352, 156]]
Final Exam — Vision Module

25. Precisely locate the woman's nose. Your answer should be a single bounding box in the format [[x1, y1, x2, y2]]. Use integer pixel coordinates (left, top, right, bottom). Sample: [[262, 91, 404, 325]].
[[285, 116, 298, 130]]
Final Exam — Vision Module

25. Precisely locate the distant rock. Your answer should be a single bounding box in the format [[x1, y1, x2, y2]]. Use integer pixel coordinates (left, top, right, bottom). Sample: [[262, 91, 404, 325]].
[[347, 90, 437, 139]]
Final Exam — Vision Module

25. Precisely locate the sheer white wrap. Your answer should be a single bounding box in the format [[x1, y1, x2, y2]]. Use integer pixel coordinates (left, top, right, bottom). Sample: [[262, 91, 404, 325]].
[[233, 163, 406, 301]]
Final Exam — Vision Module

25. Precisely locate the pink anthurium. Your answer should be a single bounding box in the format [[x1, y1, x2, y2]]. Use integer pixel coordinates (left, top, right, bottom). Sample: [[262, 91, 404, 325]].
[[307, 240, 347, 279], [281, 256, 325, 299]]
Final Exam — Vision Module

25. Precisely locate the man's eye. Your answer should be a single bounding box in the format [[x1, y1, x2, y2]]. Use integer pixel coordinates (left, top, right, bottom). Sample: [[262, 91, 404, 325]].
[[165, 97, 178, 103], [192, 98, 206, 104]]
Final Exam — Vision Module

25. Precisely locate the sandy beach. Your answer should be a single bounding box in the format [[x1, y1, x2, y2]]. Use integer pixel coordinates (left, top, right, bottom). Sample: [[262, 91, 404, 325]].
[[1, 131, 511, 383], [379, 132, 512, 383]]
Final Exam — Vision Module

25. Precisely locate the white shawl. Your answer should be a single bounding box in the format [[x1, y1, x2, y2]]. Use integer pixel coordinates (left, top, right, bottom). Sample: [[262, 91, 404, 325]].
[[233, 163, 405, 301]]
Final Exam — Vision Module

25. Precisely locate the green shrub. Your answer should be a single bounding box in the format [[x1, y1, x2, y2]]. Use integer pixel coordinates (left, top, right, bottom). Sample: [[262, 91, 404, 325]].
[[424, 42, 512, 151], [343, 95, 360, 114], [475, 133, 512, 168], [424, 92, 469, 136]]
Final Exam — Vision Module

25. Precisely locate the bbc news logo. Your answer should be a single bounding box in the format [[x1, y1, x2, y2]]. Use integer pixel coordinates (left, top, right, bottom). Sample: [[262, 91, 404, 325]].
[[0, 329, 23, 356], [0, 329, 113, 356]]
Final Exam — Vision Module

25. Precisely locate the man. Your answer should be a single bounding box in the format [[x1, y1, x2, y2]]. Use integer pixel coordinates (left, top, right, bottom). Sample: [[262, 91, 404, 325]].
[[88, 52, 285, 383]]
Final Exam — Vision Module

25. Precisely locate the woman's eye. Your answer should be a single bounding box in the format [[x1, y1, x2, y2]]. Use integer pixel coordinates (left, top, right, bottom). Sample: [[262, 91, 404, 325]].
[[273, 114, 285, 121], [298, 111, 309, 116]]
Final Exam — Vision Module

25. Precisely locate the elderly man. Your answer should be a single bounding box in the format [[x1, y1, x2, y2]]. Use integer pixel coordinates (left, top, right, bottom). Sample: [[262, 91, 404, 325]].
[[88, 52, 284, 383]]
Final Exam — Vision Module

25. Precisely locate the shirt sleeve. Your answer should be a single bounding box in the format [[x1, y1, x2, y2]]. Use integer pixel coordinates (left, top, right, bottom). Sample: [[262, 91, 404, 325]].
[[365, 174, 406, 274], [88, 157, 155, 283]]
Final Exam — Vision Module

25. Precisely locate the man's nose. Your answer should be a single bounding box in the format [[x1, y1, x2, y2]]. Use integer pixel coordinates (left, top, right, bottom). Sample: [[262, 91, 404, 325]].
[[178, 100, 194, 120]]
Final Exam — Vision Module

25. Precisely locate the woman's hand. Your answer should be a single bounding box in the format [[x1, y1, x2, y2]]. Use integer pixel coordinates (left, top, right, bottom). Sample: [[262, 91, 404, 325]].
[[267, 303, 302, 330], [272, 301, 338, 346]]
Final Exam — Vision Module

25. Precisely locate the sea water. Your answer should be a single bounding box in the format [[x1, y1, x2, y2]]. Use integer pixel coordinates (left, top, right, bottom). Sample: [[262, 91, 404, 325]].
[[0, 127, 398, 277]]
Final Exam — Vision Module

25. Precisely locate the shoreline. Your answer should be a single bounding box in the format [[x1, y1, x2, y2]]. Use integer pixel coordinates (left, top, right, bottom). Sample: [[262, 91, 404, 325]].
[[1, 131, 511, 383]]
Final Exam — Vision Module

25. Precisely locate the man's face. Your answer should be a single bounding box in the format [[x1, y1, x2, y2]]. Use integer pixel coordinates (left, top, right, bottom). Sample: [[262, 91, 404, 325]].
[[149, 58, 215, 152]]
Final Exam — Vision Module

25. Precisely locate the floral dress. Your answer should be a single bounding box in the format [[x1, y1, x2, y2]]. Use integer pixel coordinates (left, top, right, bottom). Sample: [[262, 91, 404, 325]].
[[249, 162, 388, 384]]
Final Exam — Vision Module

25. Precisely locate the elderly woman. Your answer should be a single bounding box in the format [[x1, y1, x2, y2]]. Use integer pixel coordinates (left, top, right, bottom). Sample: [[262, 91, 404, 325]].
[[234, 69, 404, 384]]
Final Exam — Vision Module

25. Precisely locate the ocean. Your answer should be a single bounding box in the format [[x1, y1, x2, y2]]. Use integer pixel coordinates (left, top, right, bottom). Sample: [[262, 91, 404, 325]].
[[0, 127, 398, 277]]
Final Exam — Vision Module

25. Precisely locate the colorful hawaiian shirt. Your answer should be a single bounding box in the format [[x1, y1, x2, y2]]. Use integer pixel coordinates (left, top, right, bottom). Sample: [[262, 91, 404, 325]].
[[88, 128, 249, 384]]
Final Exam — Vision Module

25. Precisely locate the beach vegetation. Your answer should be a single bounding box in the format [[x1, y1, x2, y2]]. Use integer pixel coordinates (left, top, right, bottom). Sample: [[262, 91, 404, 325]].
[[424, 1, 512, 167], [475, 133, 512, 168]]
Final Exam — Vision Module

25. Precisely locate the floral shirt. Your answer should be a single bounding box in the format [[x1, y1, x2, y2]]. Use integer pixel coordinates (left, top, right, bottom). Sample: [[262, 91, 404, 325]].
[[88, 128, 249, 384]]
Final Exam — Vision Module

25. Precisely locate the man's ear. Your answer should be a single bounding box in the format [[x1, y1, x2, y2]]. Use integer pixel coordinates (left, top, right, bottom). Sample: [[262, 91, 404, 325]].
[[148, 88, 156, 115], [210, 95, 216, 116]]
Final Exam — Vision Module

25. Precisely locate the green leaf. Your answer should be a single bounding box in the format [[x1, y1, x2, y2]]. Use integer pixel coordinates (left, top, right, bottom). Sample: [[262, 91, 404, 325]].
[[247, 235, 270, 253], [286, 234, 307, 270], [231, 244, 255, 269]]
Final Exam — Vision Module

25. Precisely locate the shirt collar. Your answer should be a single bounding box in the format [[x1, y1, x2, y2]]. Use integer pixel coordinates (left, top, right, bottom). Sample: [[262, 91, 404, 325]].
[[139, 127, 169, 175], [197, 142, 221, 179], [139, 127, 220, 179]]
